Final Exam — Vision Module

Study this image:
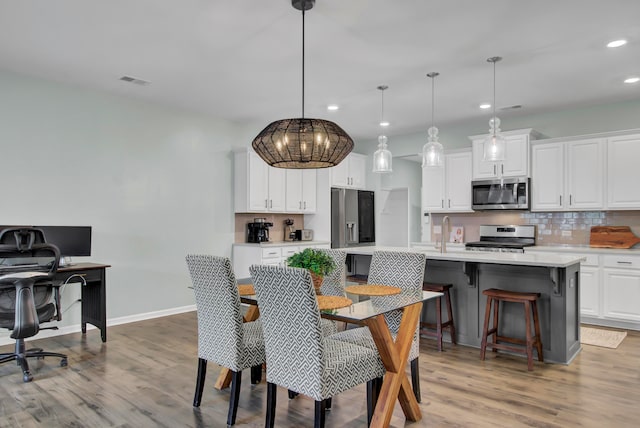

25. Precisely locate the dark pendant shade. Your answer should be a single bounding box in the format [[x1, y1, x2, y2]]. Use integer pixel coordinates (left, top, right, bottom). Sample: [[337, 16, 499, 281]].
[[252, 118, 354, 169]]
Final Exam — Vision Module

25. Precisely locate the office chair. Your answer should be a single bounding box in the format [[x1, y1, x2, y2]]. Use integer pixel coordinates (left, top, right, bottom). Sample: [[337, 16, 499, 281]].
[[0, 227, 68, 382]]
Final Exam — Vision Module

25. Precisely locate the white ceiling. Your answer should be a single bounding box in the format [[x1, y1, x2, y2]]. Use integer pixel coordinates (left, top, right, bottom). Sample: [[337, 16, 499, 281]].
[[1, 0, 639, 142]]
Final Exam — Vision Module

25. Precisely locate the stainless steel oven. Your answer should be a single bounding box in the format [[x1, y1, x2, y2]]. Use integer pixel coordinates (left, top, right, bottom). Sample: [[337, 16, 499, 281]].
[[465, 225, 536, 253], [472, 177, 530, 210]]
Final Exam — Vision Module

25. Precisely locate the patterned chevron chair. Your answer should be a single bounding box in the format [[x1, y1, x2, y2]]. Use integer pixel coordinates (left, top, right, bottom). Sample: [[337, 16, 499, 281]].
[[186, 254, 265, 426], [250, 265, 386, 428], [318, 249, 347, 297], [330, 250, 427, 402]]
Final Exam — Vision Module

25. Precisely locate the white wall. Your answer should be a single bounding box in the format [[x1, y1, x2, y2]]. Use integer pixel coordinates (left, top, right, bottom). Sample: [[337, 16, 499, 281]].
[[0, 70, 243, 343]]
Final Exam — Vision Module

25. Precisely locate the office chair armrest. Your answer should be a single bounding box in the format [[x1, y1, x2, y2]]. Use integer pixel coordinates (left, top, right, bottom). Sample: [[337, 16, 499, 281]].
[[11, 281, 40, 339]]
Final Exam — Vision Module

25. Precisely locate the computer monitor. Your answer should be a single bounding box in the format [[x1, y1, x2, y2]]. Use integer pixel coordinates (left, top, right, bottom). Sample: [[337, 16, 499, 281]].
[[0, 225, 92, 257]]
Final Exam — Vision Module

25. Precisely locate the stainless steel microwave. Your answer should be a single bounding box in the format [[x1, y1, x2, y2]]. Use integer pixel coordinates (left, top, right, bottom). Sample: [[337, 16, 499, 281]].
[[472, 177, 530, 210]]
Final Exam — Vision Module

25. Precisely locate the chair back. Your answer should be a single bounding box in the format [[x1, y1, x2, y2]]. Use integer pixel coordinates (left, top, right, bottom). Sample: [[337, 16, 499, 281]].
[[185, 254, 245, 371], [369, 251, 426, 332], [0, 227, 61, 339], [250, 265, 323, 392], [318, 249, 347, 297]]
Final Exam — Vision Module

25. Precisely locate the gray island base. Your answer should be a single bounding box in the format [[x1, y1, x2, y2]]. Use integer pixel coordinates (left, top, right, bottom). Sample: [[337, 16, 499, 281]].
[[340, 247, 583, 365]]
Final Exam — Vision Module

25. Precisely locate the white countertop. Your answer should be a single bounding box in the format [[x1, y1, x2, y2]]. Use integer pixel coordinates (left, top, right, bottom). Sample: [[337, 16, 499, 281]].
[[336, 246, 584, 268], [526, 245, 640, 255], [233, 240, 330, 247]]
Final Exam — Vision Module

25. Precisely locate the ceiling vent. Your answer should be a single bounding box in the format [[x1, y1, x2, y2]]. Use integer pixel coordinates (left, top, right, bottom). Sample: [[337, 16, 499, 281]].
[[119, 75, 150, 86], [500, 104, 522, 111]]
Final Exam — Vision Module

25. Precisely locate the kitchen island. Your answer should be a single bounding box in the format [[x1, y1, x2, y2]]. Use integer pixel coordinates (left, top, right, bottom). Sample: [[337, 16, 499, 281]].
[[337, 246, 585, 364]]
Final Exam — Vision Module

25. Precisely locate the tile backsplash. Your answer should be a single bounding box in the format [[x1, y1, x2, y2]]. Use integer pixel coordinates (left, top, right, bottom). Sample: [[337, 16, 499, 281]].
[[235, 213, 304, 243], [430, 211, 640, 246]]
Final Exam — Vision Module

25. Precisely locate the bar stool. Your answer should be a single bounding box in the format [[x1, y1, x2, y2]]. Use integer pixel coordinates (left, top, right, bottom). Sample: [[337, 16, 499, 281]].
[[480, 288, 543, 371], [420, 282, 456, 351]]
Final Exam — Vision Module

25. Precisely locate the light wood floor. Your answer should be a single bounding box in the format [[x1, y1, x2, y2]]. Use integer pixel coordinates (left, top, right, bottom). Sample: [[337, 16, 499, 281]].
[[1, 312, 639, 427]]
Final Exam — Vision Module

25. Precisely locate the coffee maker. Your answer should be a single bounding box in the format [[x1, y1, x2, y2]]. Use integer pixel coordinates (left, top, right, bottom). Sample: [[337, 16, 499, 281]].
[[284, 218, 296, 241], [247, 218, 273, 243]]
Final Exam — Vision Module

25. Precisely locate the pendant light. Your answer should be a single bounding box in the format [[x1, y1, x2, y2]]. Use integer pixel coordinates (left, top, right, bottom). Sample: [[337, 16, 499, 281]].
[[372, 85, 392, 173], [483, 56, 506, 161], [422, 72, 444, 167], [252, 0, 354, 169]]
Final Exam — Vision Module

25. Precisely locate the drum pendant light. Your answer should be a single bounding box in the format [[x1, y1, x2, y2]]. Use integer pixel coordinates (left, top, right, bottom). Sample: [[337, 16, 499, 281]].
[[422, 72, 444, 167], [251, 0, 354, 169], [483, 56, 506, 161], [372, 85, 392, 173]]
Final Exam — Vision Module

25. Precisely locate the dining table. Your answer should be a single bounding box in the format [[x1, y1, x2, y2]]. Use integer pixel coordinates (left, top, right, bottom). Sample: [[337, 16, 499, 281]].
[[216, 283, 442, 428]]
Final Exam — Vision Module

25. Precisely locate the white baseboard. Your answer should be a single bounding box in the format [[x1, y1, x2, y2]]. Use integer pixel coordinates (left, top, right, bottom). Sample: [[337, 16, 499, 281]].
[[0, 305, 197, 347]]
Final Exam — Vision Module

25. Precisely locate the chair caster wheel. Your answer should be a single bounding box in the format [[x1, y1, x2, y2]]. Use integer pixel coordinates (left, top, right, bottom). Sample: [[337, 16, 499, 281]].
[[23, 372, 33, 383], [60, 358, 68, 367]]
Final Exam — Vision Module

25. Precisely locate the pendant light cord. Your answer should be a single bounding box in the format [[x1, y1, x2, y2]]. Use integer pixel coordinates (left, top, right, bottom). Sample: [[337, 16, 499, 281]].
[[431, 75, 435, 128], [492, 59, 496, 129], [301, 7, 305, 118]]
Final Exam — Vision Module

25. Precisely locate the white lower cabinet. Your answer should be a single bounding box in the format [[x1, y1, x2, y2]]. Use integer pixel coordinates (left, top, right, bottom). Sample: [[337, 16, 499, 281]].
[[578, 260, 601, 318], [527, 248, 640, 329], [603, 255, 640, 322], [232, 243, 330, 279]]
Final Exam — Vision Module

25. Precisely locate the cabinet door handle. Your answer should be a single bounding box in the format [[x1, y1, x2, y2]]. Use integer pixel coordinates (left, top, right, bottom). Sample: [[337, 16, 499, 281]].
[[441, 200, 444, 208], [304, 201, 307, 209], [559, 195, 562, 205], [448, 199, 451, 208], [270, 199, 273, 208], [299, 201, 302, 209], [569, 195, 572, 205], [501, 164, 504, 175], [616, 261, 633, 265], [493, 164, 497, 175], [265, 199, 268, 208]]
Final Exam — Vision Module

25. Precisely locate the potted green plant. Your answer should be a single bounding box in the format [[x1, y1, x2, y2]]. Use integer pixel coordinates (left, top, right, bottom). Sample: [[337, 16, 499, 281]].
[[286, 248, 336, 295]]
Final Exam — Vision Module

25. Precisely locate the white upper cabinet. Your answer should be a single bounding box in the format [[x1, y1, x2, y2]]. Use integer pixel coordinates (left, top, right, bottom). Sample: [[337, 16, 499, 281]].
[[531, 138, 605, 211], [422, 149, 473, 213], [285, 169, 317, 213], [531, 142, 564, 210], [470, 129, 540, 179], [607, 133, 640, 209], [236, 150, 286, 212], [566, 138, 605, 209], [330, 153, 367, 189]]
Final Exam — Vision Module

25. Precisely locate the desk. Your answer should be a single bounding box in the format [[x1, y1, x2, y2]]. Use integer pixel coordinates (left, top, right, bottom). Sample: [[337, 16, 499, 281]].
[[233, 289, 441, 428], [54, 263, 111, 342]]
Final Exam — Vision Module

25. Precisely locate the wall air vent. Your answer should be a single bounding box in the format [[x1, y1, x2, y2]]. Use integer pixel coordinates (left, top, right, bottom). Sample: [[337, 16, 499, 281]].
[[500, 104, 522, 111], [119, 75, 150, 86]]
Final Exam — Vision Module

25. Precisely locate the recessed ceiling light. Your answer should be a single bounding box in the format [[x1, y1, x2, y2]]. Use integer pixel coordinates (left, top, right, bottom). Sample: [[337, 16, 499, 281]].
[[607, 39, 627, 48], [379, 121, 390, 127], [624, 76, 640, 84], [479, 103, 491, 109], [327, 104, 339, 111]]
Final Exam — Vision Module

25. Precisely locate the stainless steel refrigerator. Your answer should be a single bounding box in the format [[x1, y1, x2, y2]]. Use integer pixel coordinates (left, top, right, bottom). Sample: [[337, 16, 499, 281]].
[[331, 188, 375, 248]]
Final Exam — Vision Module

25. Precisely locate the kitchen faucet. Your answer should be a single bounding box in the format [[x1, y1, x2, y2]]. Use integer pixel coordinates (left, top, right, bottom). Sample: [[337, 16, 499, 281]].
[[441, 215, 450, 253]]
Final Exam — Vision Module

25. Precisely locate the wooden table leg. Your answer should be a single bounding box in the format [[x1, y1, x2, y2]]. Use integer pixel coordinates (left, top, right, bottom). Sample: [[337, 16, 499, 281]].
[[366, 302, 423, 428], [214, 304, 260, 390]]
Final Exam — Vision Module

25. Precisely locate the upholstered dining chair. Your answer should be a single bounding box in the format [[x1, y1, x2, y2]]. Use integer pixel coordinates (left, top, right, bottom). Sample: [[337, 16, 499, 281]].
[[330, 250, 427, 402], [185, 254, 265, 427], [250, 265, 386, 428], [318, 249, 347, 297]]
